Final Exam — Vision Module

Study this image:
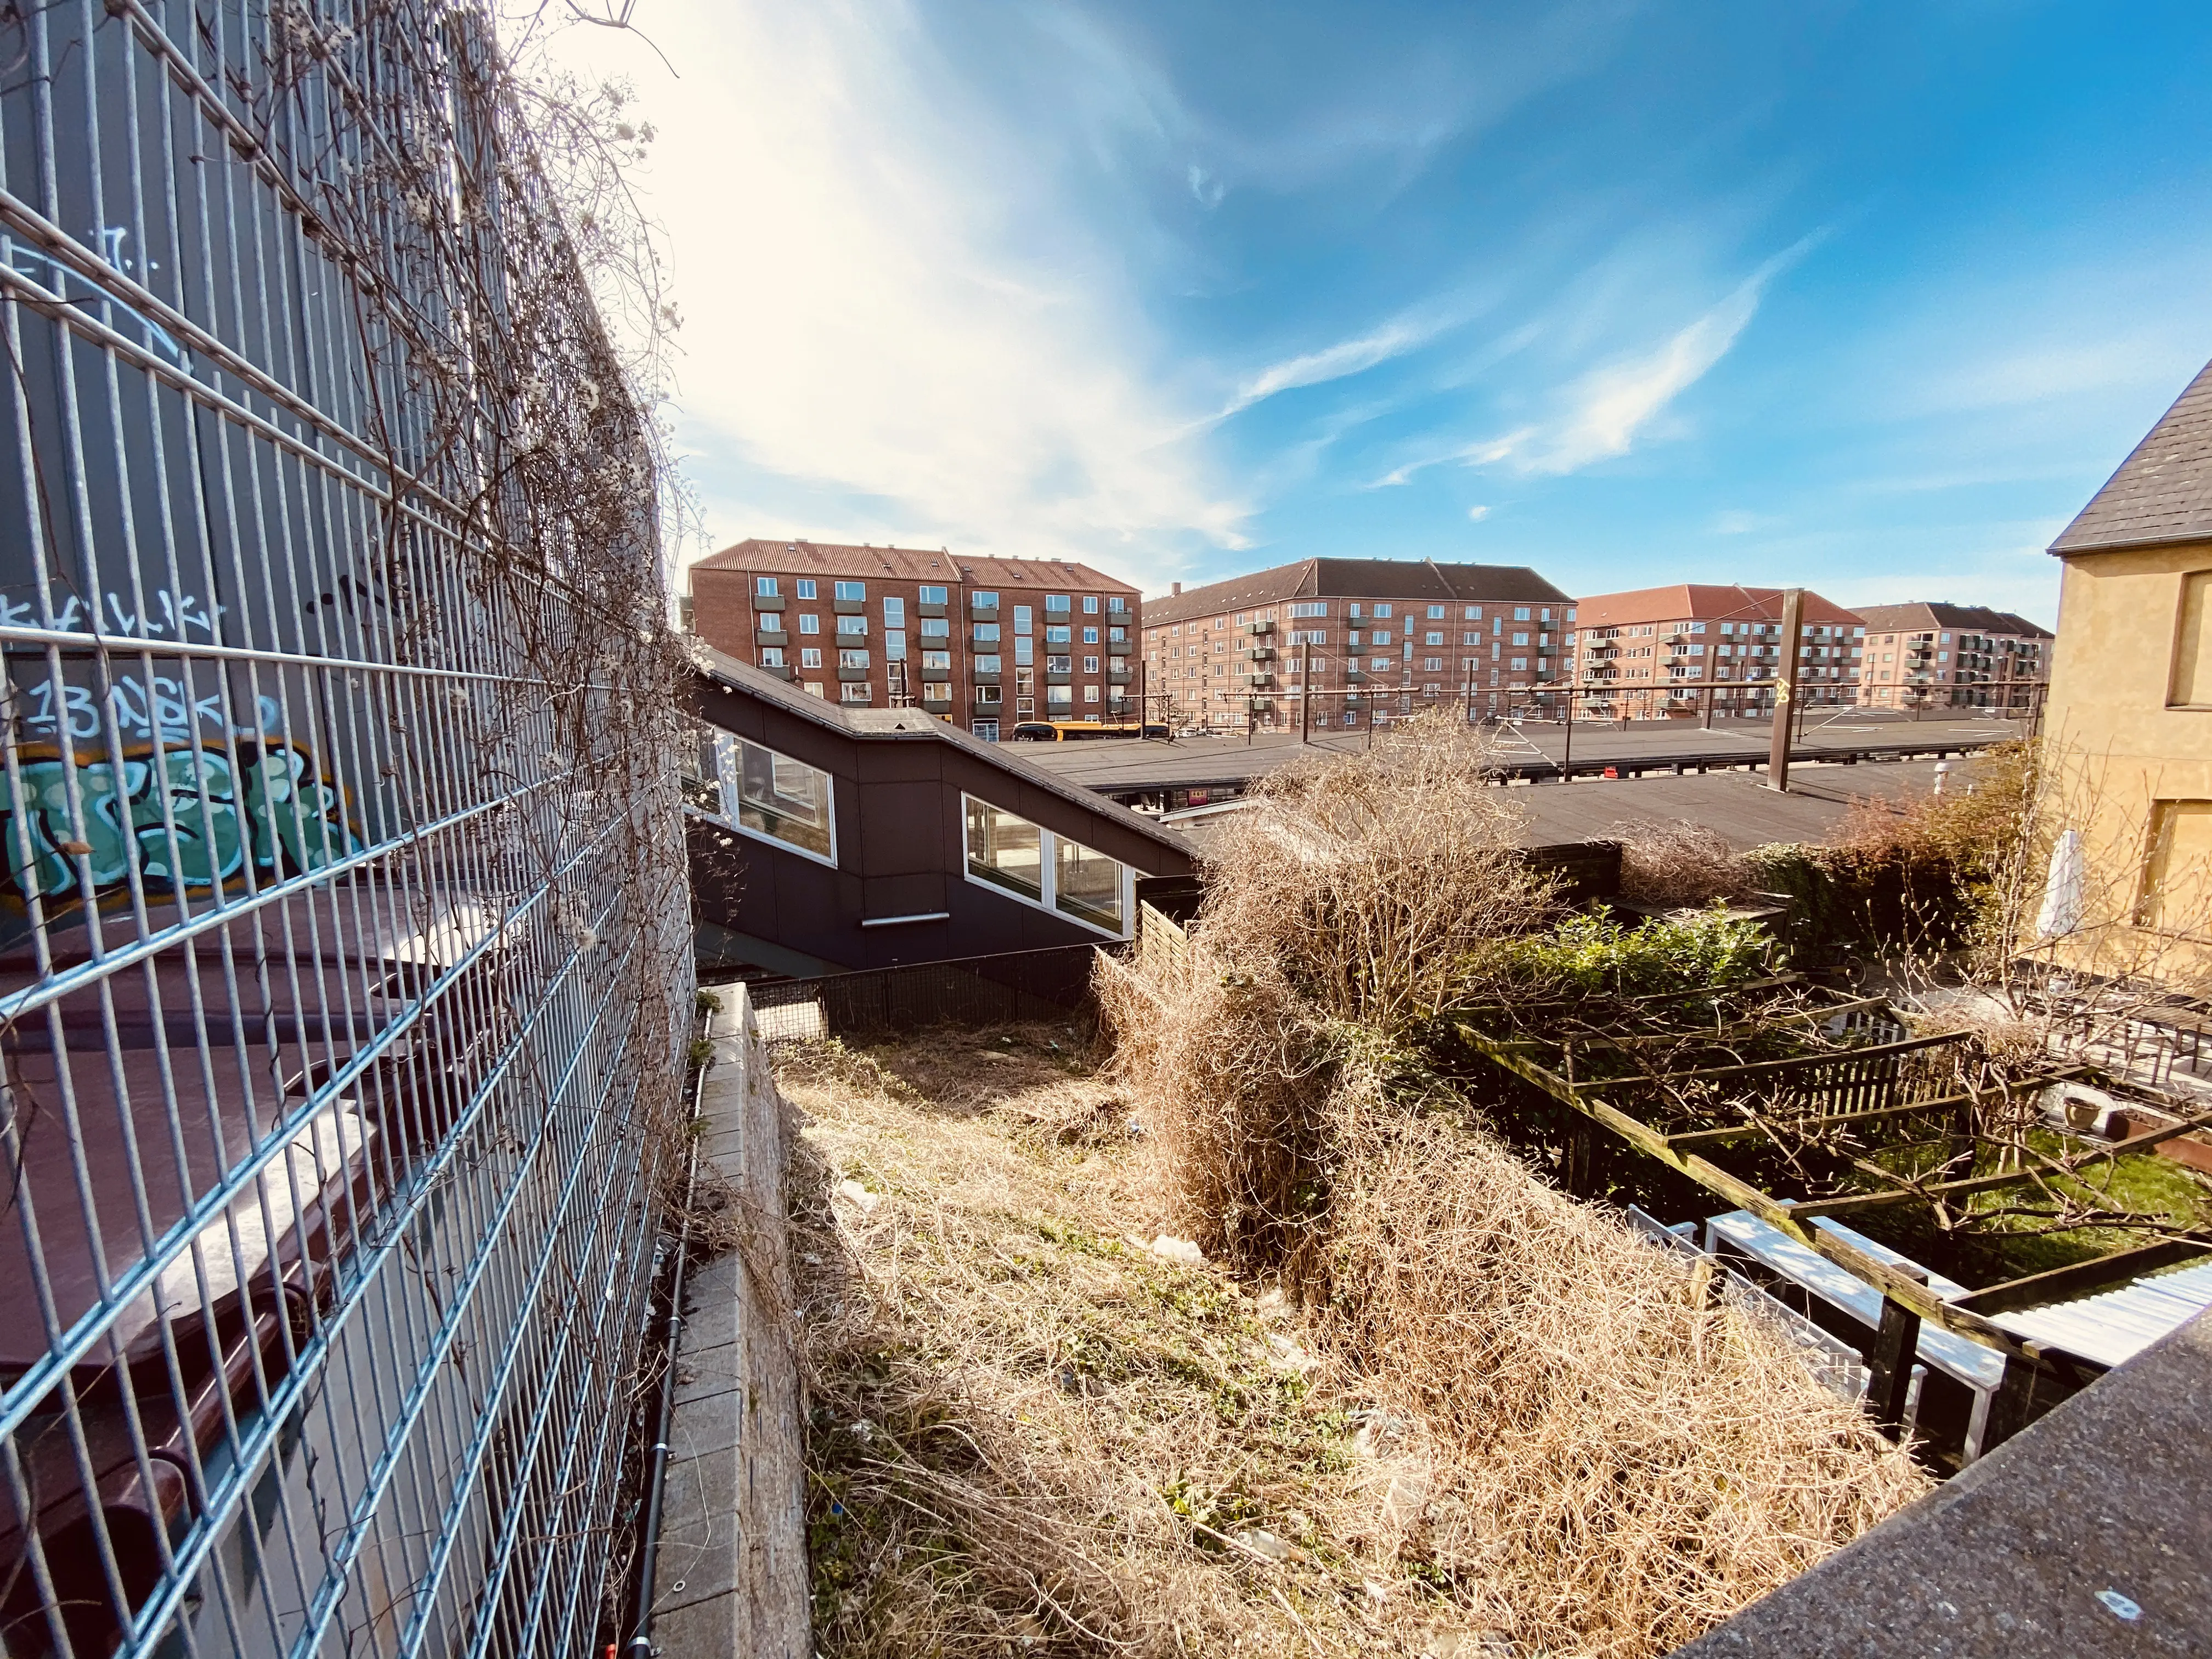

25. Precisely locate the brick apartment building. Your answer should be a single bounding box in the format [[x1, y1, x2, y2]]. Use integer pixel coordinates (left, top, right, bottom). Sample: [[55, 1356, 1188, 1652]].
[[1853, 602, 2053, 711], [1571, 585, 1865, 717], [1138, 557, 1576, 729], [687, 539, 1141, 740]]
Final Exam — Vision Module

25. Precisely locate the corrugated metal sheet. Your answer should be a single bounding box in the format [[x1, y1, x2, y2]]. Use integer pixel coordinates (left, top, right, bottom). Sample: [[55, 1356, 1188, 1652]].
[[1991, 1258, 2212, 1370]]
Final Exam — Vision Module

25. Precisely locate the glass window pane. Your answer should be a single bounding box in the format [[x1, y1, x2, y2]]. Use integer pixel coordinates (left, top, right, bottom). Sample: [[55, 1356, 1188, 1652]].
[[734, 736, 833, 856], [1054, 837, 1123, 930], [965, 797, 1043, 898]]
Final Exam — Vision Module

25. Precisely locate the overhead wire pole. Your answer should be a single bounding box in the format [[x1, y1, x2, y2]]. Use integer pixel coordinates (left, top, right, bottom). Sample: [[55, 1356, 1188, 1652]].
[[1767, 586, 1805, 792], [1301, 636, 1313, 744]]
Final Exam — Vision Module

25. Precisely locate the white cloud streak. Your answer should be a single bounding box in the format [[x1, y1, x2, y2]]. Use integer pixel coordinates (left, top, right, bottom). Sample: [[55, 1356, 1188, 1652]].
[[1222, 321, 1430, 416], [545, 1, 1248, 585], [1493, 238, 1817, 475]]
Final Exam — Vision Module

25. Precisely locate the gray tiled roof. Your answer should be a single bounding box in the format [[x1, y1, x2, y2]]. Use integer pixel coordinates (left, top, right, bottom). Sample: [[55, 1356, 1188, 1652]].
[[1142, 556, 1570, 627], [1853, 602, 2052, 639], [2050, 358, 2212, 554]]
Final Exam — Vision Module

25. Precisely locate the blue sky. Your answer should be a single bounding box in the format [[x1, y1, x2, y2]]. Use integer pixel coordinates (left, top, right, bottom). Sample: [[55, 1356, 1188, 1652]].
[[555, 1, 2212, 624]]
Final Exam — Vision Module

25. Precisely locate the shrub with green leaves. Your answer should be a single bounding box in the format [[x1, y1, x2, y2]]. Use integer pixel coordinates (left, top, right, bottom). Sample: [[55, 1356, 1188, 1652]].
[[1471, 909, 1773, 1002]]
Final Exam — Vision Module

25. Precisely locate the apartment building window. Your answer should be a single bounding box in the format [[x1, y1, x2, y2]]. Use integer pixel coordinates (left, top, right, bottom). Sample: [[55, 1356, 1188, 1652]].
[[1424, 631, 1443, 646], [1084, 684, 1101, 702], [920, 584, 947, 605], [1047, 684, 1074, 709], [755, 576, 778, 596], [840, 684, 872, 703], [1047, 625, 1073, 645], [1084, 626, 1100, 644], [1047, 654, 1073, 674], [974, 590, 1000, 609], [1015, 637, 1034, 665], [1109, 625, 1127, 642], [1423, 657, 1443, 672], [2170, 570, 2212, 706], [885, 629, 907, 660], [1108, 596, 1128, 614], [921, 617, 950, 640], [1084, 656, 1100, 673], [800, 647, 822, 669], [884, 596, 905, 625], [975, 622, 1002, 642], [797, 579, 816, 599], [976, 685, 1003, 705], [839, 649, 871, 669], [692, 728, 837, 864], [1373, 631, 1393, 646], [1015, 605, 1033, 634], [834, 580, 866, 602], [1084, 595, 1100, 614], [974, 653, 1001, 674], [837, 615, 868, 636], [1515, 607, 1532, 622], [1046, 594, 1073, 614], [2137, 800, 2212, 934], [1290, 602, 1328, 618], [798, 614, 820, 634], [759, 647, 785, 668], [1464, 606, 1482, 620], [1427, 605, 1446, 620], [923, 649, 952, 672], [1373, 604, 1393, 618], [1371, 657, 1392, 672]]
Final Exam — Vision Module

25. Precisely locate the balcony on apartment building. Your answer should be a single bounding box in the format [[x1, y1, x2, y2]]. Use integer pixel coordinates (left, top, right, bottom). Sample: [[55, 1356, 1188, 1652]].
[[754, 590, 786, 612], [1247, 645, 1277, 662], [1108, 664, 1133, 684], [1107, 637, 1132, 655], [970, 592, 1000, 616], [756, 622, 789, 646], [1248, 619, 1277, 636], [833, 590, 868, 616]]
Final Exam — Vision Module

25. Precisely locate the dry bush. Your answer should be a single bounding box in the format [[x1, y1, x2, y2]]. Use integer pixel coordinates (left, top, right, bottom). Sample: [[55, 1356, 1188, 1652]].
[[1329, 1080, 1928, 1655], [1097, 719, 1934, 1656], [1103, 712, 1555, 1281], [1612, 819, 1753, 907]]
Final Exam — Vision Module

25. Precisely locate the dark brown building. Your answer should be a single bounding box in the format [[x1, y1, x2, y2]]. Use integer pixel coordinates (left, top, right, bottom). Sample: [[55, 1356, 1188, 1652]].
[[685, 648, 1195, 976], [1137, 557, 1575, 729], [687, 539, 1141, 740]]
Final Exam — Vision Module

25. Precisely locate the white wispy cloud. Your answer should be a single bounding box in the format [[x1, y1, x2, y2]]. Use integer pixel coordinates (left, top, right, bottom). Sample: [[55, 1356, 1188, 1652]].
[[1466, 504, 1492, 522], [543, 1, 1248, 586], [1491, 238, 1818, 475], [1222, 320, 1433, 417]]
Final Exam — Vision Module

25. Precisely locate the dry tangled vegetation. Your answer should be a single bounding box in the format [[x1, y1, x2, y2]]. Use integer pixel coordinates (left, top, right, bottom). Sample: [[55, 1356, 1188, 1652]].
[[780, 719, 1930, 1659]]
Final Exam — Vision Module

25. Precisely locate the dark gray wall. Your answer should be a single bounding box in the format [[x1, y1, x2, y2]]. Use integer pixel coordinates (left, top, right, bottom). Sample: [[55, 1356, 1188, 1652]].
[[690, 676, 1194, 973]]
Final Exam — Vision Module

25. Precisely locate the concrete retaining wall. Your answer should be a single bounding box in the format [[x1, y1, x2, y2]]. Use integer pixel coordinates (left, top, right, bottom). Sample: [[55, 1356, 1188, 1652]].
[[648, 986, 810, 1657]]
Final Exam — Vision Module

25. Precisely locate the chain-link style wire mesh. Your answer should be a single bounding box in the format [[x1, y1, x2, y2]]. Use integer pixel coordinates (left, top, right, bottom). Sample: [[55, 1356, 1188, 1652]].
[[0, 4, 691, 1654]]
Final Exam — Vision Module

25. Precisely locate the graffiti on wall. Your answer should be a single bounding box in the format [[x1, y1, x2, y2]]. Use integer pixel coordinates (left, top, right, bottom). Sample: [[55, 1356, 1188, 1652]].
[[0, 741, 363, 908]]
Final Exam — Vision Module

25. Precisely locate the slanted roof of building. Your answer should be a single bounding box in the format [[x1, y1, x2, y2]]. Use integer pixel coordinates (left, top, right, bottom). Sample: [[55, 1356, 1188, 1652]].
[[2050, 358, 2212, 555], [1140, 557, 1571, 628], [690, 644, 1188, 855], [1573, 584, 1863, 630], [1853, 602, 2054, 638], [694, 538, 1135, 592]]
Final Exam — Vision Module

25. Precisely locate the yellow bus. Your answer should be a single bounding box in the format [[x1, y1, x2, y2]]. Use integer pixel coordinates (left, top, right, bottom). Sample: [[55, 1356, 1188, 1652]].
[[1009, 719, 1169, 742]]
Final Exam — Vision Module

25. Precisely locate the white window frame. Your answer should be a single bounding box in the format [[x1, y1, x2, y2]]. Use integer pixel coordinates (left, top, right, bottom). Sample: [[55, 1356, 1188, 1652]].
[[960, 792, 1135, 939], [689, 727, 839, 869]]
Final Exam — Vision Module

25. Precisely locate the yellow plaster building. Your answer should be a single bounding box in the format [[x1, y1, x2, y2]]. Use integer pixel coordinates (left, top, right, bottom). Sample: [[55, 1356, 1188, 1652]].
[[2043, 359, 2212, 981]]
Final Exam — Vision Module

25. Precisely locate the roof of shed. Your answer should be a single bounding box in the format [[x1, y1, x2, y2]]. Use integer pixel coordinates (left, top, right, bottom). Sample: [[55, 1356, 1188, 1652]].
[[690, 645, 1189, 856]]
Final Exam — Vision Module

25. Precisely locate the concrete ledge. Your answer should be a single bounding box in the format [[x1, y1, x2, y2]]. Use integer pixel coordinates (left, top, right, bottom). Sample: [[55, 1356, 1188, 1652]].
[[650, 987, 810, 1657], [1672, 1307, 2212, 1657]]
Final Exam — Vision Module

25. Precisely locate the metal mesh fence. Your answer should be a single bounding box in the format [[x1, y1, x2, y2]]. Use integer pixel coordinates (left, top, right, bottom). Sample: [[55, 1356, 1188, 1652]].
[[0, 5, 690, 1655]]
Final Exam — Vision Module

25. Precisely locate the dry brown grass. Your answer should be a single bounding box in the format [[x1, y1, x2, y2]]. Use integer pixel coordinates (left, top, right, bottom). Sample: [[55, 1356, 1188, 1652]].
[[1091, 719, 1933, 1657], [782, 1024, 1446, 1657]]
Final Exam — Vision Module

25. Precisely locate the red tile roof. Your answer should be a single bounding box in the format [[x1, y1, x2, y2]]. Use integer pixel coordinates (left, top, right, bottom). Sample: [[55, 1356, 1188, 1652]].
[[694, 538, 1135, 591], [1573, 584, 1862, 630]]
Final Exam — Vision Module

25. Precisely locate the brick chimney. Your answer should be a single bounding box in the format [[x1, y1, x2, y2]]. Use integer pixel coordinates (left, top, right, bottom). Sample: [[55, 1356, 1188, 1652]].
[[1172, 582, 1182, 596]]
